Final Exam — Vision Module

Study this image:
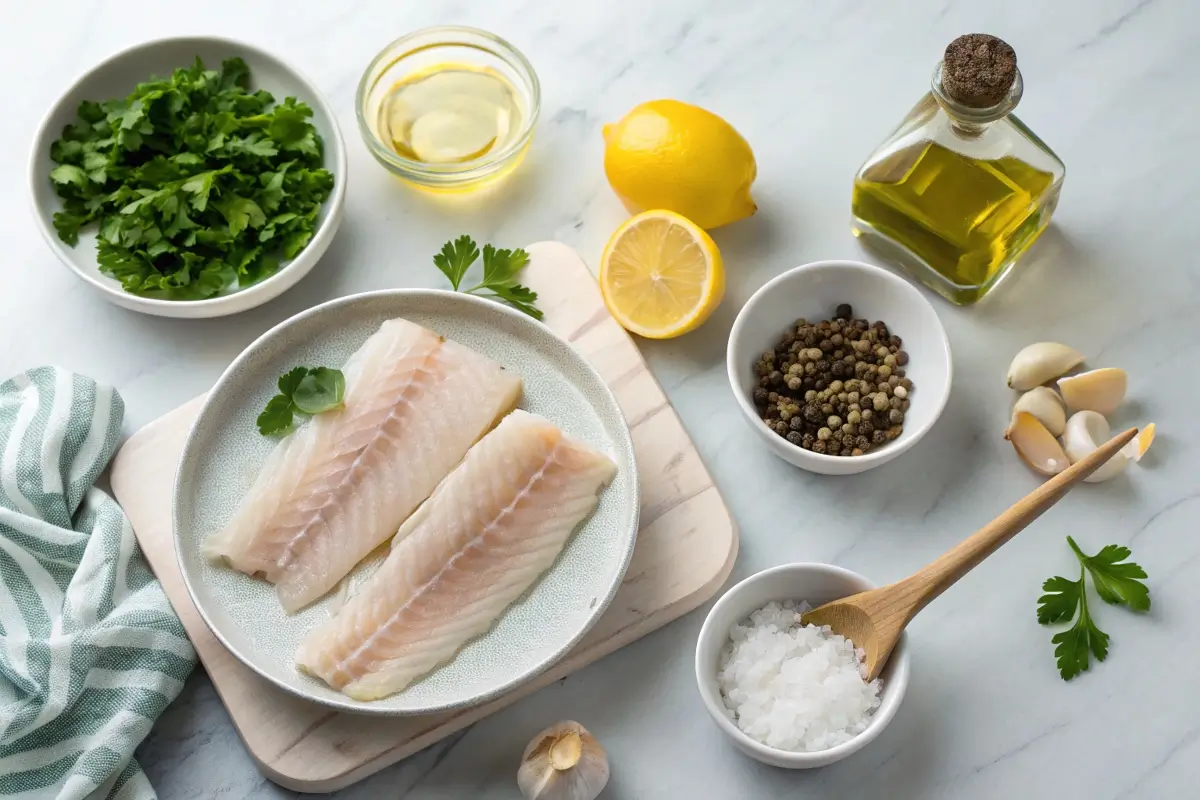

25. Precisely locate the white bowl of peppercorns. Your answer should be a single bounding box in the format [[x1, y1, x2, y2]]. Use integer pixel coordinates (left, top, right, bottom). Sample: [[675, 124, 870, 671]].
[[727, 260, 951, 475]]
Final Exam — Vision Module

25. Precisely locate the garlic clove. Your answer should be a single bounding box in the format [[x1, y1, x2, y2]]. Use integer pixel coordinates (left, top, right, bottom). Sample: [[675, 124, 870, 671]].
[[1006, 343, 1086, 391], [1060, 410, 1127, 482], [1011, 386, 1067, 437], [1122, 422, 1156, 462], [1057, 367, 1127, 415], [1006, 411, 1070, 476], [518, 721, 609, 800]]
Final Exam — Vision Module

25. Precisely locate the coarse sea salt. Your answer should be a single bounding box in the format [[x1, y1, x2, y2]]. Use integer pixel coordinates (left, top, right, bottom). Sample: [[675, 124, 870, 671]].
[[717, 600, 882, 753]]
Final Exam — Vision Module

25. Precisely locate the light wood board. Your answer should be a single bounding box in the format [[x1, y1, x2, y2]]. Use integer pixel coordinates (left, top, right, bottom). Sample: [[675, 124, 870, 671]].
[[109, 241, 738, 792]]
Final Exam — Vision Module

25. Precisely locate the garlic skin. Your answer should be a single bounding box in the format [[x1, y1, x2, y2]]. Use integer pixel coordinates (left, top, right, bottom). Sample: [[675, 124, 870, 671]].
[[518, 721, 609, 800], [1006, 343, 1086, 390], [1006, 411, 1070, 476], [1012, 387, 1067, 437], [1061, 410, 1128, 483], [1057, 368, 1128, 415]]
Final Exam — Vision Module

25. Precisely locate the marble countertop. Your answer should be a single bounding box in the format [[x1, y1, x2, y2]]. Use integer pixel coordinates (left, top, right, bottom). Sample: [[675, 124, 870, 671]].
[[3, 0, 1197, 797]]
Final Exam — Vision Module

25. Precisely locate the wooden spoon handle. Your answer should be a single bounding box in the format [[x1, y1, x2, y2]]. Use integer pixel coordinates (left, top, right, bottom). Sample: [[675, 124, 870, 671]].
[[898, 427, 1138, 616]]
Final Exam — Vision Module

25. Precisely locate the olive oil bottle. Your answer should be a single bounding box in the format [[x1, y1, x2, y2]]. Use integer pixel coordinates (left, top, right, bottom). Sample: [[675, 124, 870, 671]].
[[851, 35, 1064, 305]]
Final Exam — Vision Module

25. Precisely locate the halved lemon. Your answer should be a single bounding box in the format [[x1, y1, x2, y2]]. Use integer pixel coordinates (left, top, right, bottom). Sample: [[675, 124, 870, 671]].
[[599, 210, 724, 339]]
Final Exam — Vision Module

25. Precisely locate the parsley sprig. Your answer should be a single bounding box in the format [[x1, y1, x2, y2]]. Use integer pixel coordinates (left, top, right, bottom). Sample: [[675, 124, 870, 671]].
[[1037, 536, 1150, 680], [434, 235, 541, 319], [257, 367, 345, 435], [48, 57, 333, 300]]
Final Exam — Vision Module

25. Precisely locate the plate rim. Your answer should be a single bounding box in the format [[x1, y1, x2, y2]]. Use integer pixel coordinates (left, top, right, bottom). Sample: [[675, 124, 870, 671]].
[[171, 288, 640, 715], [26, 34, 348, 317]]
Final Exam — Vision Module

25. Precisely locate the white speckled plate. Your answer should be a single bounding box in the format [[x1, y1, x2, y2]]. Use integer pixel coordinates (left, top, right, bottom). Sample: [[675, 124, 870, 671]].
[[173, 290, 639, 715]]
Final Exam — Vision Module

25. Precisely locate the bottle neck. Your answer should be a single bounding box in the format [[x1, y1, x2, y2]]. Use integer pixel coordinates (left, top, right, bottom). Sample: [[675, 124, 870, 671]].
[[931, 63, 1023, 139]]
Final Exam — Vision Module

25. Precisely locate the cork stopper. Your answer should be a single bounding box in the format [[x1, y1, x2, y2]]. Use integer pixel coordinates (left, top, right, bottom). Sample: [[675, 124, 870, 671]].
[[941, 34, 1017, 108]]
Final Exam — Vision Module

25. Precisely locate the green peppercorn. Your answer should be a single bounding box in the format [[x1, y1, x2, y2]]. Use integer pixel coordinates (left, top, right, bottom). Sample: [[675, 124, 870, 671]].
[[847, 410, 862, 424], [780, 409, 793, 421], [873, 394, 889, 412], [878, 365, 893, 378], [827, 415, 843, 429], [883, 354, 897, 367], [804, 390, 817, 402], [787, 377, 802, 391], [817, 427, 832, 441]]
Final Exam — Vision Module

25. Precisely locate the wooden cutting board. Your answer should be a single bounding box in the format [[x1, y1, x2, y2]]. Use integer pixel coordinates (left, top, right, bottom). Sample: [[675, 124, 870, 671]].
[[109, 241, 738, 792]]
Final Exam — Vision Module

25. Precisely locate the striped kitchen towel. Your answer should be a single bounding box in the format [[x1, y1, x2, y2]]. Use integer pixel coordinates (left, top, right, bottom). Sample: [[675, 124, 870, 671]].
[[0, 367, 195, 799]]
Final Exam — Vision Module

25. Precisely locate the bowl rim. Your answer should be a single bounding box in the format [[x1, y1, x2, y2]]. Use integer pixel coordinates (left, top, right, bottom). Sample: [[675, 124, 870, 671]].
[[354, 25, 542, 182], [171, 287, 641, 715], [726, 259, 952, 468], [26, 34, 348, 311], [694, 562, 911, 765]]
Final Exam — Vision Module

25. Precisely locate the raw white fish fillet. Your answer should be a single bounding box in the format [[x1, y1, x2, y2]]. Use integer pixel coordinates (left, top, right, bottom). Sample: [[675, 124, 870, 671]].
[[295, 409, 617, 700], [203, 318, 522, 613]]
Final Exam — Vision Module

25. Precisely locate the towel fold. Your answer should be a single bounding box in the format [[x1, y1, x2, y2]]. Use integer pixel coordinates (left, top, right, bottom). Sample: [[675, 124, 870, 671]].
[[0, 367, 195, 800]]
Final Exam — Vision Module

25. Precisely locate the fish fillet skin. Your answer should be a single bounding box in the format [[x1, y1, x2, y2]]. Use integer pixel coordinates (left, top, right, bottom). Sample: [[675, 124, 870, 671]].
[[203, 318, 523, 613], [295, 410, 618, 700]]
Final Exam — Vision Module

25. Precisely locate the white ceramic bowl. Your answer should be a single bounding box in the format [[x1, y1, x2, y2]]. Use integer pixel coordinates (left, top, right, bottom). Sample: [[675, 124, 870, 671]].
[[727, 260, 952, 475], [695, 563, 910, 769], [28, 36, 346, 318]]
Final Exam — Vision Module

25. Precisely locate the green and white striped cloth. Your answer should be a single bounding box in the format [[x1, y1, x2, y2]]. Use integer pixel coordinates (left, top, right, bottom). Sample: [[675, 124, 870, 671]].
[[0, 367, 195, 799]]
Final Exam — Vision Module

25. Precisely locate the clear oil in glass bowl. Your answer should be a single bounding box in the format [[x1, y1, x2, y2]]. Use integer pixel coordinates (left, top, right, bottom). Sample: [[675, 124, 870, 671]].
[[378, 64, 524, 165], [357, 27, 540, 194]]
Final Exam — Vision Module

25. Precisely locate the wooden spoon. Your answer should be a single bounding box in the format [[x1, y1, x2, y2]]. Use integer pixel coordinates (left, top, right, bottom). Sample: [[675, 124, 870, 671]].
[[801, 427, 1139, 680]]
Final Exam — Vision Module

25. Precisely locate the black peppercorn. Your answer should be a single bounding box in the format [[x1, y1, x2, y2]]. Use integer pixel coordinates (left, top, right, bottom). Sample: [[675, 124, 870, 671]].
[[786, 431, 803, 446], [789, 416, 804, 432], [753, 387, 769, 405], [835, 303, 853, 319]]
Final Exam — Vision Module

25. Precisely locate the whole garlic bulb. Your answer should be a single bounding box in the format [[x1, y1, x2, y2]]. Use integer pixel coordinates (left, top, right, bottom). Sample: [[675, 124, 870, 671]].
[[518, 721, 609, 800]]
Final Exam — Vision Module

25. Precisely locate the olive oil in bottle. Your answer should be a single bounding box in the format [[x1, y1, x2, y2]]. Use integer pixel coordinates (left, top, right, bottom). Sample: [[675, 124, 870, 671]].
[[377, 64, 524, 165], [851, 35, 1064, 305]]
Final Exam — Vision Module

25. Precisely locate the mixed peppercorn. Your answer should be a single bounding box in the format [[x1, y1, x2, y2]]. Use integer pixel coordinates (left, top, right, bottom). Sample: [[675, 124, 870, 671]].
[[752, 304, 915, 457]]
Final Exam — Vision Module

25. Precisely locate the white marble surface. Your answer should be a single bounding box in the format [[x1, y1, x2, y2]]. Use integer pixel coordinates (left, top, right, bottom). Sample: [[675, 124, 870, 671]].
[[2, 0, 1198, 796]]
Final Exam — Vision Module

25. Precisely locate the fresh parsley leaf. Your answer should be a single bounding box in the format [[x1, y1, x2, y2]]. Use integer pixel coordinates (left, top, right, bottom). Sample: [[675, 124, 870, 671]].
[[256, 394, 295, 436], [432, 236, 542, 319], [258, 366, 345, 436], [1036, 575, 1081, 625], [277, 366, 309, 397], [292, 367, 345, 414], [47, 56, 334, 301], [1069, 537, 1151, 611], [1049, 576, 1109, 681], [1038, 538, 1149, 681], [433, 235, 480, 290]]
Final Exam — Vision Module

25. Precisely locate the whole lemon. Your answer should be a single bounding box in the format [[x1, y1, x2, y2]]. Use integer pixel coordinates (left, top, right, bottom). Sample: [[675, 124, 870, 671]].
[[602, 99, 757, 229]]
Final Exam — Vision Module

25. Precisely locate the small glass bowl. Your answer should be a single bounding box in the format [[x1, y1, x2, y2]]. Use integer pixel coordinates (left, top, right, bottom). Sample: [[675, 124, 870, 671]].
[[356, 26, 540, 193]]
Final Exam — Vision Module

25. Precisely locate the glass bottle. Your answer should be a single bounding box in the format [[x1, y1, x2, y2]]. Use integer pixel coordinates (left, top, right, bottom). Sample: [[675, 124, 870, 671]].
[[851, 35, 1065, 305]]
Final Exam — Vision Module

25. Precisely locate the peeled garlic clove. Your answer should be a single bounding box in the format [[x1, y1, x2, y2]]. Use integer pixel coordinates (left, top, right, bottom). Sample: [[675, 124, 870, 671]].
[[1060, 410, 1128, 482], [1006, 343, 1086, 391], [1122, 422, 1156, 462], [518, 721, 609, 800], [1006, 411, 1070, 476], [1057, 367, 1127, 415], [1012, 386, 1067, 437]]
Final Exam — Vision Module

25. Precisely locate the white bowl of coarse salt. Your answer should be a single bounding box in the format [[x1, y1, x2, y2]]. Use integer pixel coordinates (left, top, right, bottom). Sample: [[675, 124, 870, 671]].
[[694, 563, 910, 768]]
